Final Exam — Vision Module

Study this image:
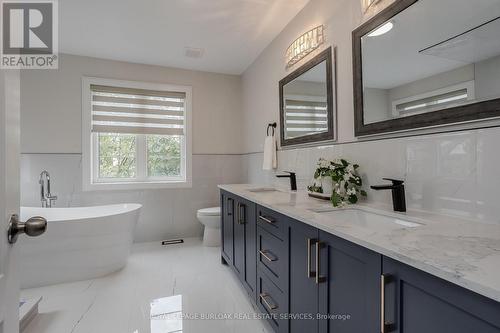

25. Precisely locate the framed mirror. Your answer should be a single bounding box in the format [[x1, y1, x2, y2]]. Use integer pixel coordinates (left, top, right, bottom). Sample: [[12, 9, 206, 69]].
[[353, 0, 500, 136], [279, 47, 336, 147]]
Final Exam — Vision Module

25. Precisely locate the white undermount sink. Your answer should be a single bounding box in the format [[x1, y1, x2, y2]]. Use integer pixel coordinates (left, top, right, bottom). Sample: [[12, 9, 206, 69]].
[[310, 208, 424, 228]]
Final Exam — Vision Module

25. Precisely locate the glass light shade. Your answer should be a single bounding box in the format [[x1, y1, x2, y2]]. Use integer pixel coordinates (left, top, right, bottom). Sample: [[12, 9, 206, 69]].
[[285, 25, 325, 69], [361, 0, 383, 13]]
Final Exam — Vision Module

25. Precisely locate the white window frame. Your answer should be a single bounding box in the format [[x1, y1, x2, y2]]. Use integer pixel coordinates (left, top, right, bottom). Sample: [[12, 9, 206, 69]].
[[82, 77, 192, 191], [391, 80, 476, 117]]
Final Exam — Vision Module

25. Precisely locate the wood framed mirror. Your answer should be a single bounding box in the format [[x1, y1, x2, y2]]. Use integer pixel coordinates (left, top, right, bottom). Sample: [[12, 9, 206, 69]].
[[353, 0, 500, 136], [279, 47, 336, 147]]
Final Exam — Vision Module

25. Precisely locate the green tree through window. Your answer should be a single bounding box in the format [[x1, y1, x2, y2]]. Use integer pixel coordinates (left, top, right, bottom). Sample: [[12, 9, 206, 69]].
[[147, 135, 181, 177], [98, 133, 182, 179], [98, 133, 136, 178]]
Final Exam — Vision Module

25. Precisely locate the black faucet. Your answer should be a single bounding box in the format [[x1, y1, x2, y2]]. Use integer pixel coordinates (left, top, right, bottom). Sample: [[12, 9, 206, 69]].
[[276, 171, 297, 191], [370, 178, 406, 212]]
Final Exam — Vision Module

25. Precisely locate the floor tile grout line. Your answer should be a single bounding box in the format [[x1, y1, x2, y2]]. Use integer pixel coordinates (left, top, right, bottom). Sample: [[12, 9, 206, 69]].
[[69, 291, 99, 333]]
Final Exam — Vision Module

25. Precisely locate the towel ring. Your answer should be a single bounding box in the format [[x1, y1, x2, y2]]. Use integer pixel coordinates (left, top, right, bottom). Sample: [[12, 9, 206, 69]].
[[267, 122, 277, 136]]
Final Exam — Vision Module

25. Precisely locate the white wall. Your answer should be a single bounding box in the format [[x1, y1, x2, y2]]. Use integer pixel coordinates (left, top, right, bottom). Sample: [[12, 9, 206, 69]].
[[21, 54, 243, 154], [19, 0, 500, 242], [242, 0, 365, 152], [20, 153, 245, 242], [363, 88, 390, 124], [241, 0, 500, 224], [244, 127, 500, 224], [388, 64, 475, 102], [20, 54, 245, 242], [475, 55, 500, 100], [364, 64, 474, 123]]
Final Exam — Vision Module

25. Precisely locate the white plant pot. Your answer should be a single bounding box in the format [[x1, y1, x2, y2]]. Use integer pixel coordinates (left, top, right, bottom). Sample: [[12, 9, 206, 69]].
[[321, 177, 333, 196]]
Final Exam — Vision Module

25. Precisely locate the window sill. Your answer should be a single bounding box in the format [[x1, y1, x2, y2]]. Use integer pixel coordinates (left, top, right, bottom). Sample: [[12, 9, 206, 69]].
[[82, 180, 192, 191]]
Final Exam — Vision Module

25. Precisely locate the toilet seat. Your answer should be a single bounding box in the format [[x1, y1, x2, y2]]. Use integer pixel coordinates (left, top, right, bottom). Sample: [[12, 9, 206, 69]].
[[197, 207, 221, 216]]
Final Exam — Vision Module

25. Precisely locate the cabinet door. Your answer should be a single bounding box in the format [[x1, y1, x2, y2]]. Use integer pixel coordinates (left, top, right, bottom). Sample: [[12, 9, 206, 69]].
[[382, 257, 500, 333], [239, 198, 257, 300], [233, 199, 245, 277], [221, 192, 234, 264], [318, 231, 381, 333], [289, 221, 320, 333]]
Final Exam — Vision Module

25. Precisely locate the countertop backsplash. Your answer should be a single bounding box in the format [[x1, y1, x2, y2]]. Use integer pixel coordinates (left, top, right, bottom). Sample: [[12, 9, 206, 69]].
[[244, 127, 500, 225]]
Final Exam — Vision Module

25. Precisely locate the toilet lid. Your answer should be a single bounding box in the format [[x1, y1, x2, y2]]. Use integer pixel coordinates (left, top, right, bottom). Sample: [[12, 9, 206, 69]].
[[197, 207, 221, 216]]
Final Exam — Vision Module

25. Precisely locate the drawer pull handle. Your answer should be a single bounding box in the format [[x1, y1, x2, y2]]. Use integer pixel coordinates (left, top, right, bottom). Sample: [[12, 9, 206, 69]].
[[260, 293, 278, 310], [259, 215, 275, 225], [238, 203, 246, 224], [227, 198, 233, 216], [381, 274, 386, 333], [380, 274, 396, 333], [259, 250, 277, 262], [236, 203, 246, 224], [236, 202, 239, 222], [315, 241, 326, 284], [307, 238, 316, 278]]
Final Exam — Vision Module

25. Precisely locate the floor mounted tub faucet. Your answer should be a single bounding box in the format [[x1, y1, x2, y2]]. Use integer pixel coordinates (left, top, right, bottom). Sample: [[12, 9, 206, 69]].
[[39, 170, 58, 208]]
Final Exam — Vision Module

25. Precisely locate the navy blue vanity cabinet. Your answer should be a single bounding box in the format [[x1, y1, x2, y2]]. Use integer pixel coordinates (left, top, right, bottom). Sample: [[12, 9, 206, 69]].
[[256, 205, 290, 292], [288, 225, 382, 333], [221, 191, 234, 265], [257, 226, 288, 292], [288, 220, 320, 333], [382, 257, 500, 333], [318, 231, 381, 333], [223, 191, 500, 333], [256, 205, 291, 332], [257, 271, 289, 333], [221, 191, 257, 301], [233, 196, 257, 301]]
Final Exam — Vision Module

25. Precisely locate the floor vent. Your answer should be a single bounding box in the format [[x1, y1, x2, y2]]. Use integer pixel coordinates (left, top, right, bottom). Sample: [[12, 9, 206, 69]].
[[161, 239, 184, 246]]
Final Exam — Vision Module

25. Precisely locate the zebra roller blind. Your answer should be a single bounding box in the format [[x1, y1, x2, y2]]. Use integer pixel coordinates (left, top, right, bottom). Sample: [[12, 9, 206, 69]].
[[284, 97, 328, 139], [91, 84, 185, 136]]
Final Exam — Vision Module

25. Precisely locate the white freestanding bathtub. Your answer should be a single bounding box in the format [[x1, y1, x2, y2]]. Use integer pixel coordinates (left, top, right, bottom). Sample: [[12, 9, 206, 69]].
[[19, 204, 142, 289]]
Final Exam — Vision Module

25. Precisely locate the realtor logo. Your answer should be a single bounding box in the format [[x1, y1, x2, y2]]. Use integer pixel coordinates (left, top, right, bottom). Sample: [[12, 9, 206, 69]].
[[1, 0, 58, 69]]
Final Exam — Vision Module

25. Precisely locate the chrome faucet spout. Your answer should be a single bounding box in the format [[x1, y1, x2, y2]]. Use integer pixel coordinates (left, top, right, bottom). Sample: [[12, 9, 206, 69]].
[[39, 171, 57, 208]]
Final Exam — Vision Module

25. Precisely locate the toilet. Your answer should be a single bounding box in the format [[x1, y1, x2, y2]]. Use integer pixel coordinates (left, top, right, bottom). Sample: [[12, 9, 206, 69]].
[[197, 207, 221, 247]]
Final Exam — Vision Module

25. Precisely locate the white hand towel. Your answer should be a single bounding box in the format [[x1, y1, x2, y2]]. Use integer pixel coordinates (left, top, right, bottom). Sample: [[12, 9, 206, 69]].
[[262, 135, 277, 170]]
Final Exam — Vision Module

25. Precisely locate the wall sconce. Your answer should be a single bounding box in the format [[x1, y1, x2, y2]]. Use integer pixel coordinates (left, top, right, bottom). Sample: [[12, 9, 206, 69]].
[[285, 25, 325, 69]]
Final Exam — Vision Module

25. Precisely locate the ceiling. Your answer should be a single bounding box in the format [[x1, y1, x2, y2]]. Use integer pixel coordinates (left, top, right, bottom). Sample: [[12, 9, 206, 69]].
[[362, 0, 500, 89], [59, 0, 310, 75]]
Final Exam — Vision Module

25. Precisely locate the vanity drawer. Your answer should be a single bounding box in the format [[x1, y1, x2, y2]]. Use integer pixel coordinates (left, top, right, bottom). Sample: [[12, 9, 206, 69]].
[[257, 226, 287, 292], [257, 272, 288, 333], [257, 205, 287, 240]]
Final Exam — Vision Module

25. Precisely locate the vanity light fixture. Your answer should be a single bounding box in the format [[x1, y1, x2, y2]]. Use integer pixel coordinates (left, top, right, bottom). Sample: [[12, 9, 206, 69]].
[[285, 25, 325, 69], [361, 0, 384, 13], [367, 21, 394, 37]]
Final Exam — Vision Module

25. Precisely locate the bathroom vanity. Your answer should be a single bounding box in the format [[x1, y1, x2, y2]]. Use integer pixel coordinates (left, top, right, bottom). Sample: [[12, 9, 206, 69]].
[[219, 185, 500, 333]]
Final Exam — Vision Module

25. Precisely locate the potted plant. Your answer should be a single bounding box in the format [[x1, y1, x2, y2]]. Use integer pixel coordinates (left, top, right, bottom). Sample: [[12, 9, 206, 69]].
[[309, 158, 367, 207], [313, 158, 333, 195]]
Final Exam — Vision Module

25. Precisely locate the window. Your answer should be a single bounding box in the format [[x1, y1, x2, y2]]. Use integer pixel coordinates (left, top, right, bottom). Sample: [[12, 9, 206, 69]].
[[284, 95, 328, 139], [82, 78, 192, 190], [392, 81, 475, 117]]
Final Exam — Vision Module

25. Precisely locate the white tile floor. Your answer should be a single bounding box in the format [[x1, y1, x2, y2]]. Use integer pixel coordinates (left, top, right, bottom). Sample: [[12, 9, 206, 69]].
[[21, 239, 273, 333]]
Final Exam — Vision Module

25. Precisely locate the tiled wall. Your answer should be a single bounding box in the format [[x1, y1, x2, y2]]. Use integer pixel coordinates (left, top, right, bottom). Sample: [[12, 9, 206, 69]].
[[22, 125, 500, 243], [21, 154, 246, 242], [244, 126, 500, 225]]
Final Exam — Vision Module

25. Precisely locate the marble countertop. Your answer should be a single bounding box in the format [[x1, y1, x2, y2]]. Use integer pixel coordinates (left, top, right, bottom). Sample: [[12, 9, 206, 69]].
[[219, 184, 500, 303]]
